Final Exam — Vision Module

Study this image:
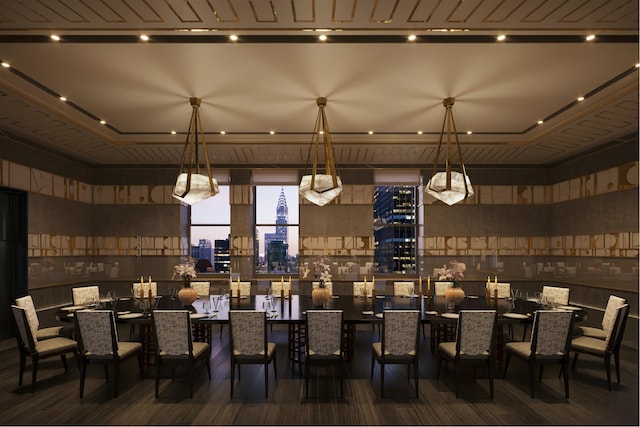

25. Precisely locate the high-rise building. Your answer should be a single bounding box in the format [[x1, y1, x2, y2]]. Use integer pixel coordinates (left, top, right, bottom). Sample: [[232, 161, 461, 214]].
[[214, 239, 230, 273], [264, 187, 289, 271], [190, 239, 213, 272]]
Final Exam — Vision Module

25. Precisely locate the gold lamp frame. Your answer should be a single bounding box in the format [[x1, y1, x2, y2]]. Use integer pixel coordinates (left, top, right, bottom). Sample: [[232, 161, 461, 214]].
[[299, 97, 343, 206], [172, 97, 219, 206], [425, 97, 474, 205]]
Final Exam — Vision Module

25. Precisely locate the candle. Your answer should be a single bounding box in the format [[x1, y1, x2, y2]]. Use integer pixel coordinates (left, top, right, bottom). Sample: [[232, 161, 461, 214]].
[[364, 277, 368, 297], [140, 276, 144, 284], [419, 277, 423, 294], [427, 276, 431, 294], [148, 276, 151, 285]]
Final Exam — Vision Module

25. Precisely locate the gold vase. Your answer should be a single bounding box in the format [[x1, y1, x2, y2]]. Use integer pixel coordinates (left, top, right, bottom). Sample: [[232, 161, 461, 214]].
[[444, 286, 465, 306], [312, 286, 331, 307], [178, 286, 198, 306]]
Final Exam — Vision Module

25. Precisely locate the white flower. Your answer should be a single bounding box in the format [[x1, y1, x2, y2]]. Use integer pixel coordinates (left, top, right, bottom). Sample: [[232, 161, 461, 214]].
[[172, 257, 197, 281]]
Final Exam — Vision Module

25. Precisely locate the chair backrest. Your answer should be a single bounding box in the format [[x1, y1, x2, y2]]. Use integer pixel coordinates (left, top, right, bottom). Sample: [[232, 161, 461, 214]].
[[393, 281, 414, 296], [352, 281, 373, 297], [270, 280, 292, 296], [312, 281, 333, 295], [456, 310, 497, 356], [306, 310, 343, 356], [602, 295, 627, 336], [382, 310, 420, 356], [541, 285, 570, 305], [132, 282, 158, 298], [606, 304, 629, 349], [190, 281, 211, 297], [72, 285, 100, 305], [530, 310, 573, 356], [229, 310, 267, 356], [15, 295, 39, 336], [434, 281, 453, 296], [152, 310, 192, 356], [230, 281, 251, 297], [11, 305, 36, 351], [490, 282, 510, 298], [75, 310, 118, 357]]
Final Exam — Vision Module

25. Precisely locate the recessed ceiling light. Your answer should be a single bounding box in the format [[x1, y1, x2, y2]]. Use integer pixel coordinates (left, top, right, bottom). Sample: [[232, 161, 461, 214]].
[[220, 131, 226, 135], [466, 131, 472, 135], [577, 96, 585, 102], [417, 131, 423, 135], [368, 131, 374, 135], [635, 63, 639, 68], [99, 120, 106, 125], [318, 34, 328, 41], [497, 34, 506, 41], [315, 29, 331, 32], [171, 131, 177, 135], [1, 62, 10, 68], [586, 34, 596, 41], [229, 35, 238, 41], [50, 34, 60, 41], [537, 120, 544, 125], [269, 130, 275, 135], [140, 34, 149, 41], [408, 34, 416, 41], [319, 130, 324, 135], [59, 96, 67, 101]]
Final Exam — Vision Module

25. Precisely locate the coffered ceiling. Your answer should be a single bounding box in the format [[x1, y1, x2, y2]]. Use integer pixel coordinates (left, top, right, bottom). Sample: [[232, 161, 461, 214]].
[[0, 0, 637, 168]]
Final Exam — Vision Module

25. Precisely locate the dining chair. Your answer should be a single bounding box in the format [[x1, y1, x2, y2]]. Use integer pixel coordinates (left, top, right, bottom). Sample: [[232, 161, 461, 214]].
[[15, 295, 71, 340], [189, 281, 211, 297], [434, 281, 453, 296], [72, 285, 100, 306], [578, 295, 626, 340], [229, 310, 277, 398], [230, 281, 252, 297], [503, 309, 574, 398], [393, 281, 415, 296], [10, 305, 79, 392], [541, 285, 570, 306], [371, 310, 421, 398], [74, 309, 144, 398], [496, 282, 511, 298], [132, 282, 158, 298], [437, 310, 497, 398], [352, 281, 374, 298], [305, 310, 345, 398], [151, 310, 211, 398], [570, 303, 629, 391]]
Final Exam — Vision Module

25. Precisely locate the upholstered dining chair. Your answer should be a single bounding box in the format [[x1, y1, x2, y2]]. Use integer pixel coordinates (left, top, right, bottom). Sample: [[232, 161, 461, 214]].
[[189, 281, 210, 297], [229, 310, 277, 398], [270, 280, 292, 297], [433, 281, 453, 296], [352, 281, 374, 298], [578, 295, 626, 340], [151, 310, 211, 398], [305, 310, 345, 398], [230, 281, 252, 297], [15, 295, 71, 340], [132, 282, 158, 298], [570, 303, 629, 391], [496, 282, 511, 298], [10, 305, 78, 392], [74, 309, 144, 398], [371, 310, 421, 398], [503, 309, 574, 398], [541, 285, 570, 306], [72, 285, 100, 306], [393, 281, 415, 297], [437, 310, 497, 398]]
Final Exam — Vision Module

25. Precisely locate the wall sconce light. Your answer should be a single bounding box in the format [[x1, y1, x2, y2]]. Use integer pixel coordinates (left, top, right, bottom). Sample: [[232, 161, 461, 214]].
[[299, 97, 343, 206], [172, 97, 219, 205], [425, 97, 474, 205]]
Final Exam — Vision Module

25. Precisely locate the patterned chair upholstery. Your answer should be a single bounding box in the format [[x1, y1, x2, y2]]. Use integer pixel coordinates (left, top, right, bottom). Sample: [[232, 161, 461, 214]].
[[189, 281, 211, 297], [305, 310, 345, 398], [393, 281, 415, 296], [312, 281, 333, 295], [270, 280, 292, 296], [571, 304, 629, 391], [229, 310, 277, 398], [353, 281, 374, 298], [578, 295, 626, 340], [151, 310, 211, 398], [497, 282, 511, 298], [74, 310, 144, 398], [230, 281, 252, 297], [72, 285, 100, 305], [434, 281, 453, 296], [10, 305, 78, 392], [132, 282, 158, 298], [15, 295, 70, 340], [437, 310, 497, 398], [541, 286, 570, 306], [371, 310, 420, 398], [503, 310, 574, 398]]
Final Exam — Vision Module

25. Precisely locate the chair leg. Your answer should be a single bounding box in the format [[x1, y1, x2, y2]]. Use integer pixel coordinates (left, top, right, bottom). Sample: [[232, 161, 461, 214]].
[[79, 361, 87, 399], [528, 361, 536, 398], [370, 353, 375, 381], [414, 359, 419, 398], [205, 350, 212, 381], [503, 353, 511, 379], [18, 353, 26, 387], [572, 352, 579, 370], [230, 360, 235, 398], [539, 364, 545, 382], [614, 349, 621, 384], [114, 362, 120, 398], [155, 360, 160, 398], [562, 360, 569, 398], [380, 364, 385, 398], [61, 354, 69, 372], [137, 351, 145, 379], [454, 363, 460, 398], [31, 355, 39, 393], [189, 361, 194, 399], [305, 359, 310, 398], [488, 359, 494, 398], [264, 361, 269, 398], [604, 353, 612, 391], [436, 355, 442, 380]]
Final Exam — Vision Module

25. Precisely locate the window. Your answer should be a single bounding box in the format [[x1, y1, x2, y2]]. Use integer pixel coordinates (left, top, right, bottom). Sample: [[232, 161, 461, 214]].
[[373, 186, 417, 274], [255, 186, 299, 274], [189, 186, 230, 273]]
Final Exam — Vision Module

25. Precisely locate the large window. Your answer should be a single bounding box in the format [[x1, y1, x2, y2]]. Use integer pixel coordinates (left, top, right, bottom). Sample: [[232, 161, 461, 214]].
[[373, 186, 417, 274], [190, 186, 230, 273], [255, 186, 299, 274]]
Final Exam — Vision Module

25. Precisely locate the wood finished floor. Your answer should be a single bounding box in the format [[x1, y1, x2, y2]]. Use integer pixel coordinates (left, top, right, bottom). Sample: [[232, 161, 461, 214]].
[[0, 323, 637, 426]]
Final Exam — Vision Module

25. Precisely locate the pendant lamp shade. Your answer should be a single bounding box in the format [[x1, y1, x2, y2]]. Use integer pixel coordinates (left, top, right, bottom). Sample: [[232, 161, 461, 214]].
[[172, 97, 219, 205], [299, 97, 343, 206], [425, 97, 474, 206]]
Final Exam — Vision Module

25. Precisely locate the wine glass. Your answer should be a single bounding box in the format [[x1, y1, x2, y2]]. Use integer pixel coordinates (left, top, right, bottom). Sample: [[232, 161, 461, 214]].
[[202, 298, 211, 316], [212, 296, 220, 315]]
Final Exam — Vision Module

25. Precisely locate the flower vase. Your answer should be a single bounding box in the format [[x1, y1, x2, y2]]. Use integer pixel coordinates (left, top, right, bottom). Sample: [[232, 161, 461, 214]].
[[444, 285, 465, 306], [178, 280, 198, 306], [312, 282, 331, 308]]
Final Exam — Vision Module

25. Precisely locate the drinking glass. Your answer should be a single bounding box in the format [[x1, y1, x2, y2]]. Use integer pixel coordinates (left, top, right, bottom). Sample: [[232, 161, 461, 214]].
[[212, 296, 220, 314]]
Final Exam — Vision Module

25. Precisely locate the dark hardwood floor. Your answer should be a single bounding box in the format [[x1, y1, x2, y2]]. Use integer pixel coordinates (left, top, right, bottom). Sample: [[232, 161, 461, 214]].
[[0, 323, 637, 426]]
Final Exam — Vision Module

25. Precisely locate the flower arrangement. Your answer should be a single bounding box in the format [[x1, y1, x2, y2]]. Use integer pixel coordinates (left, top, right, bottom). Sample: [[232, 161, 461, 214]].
[[300, 256, 332, 283], [436, 260, 466, 285], [172, 257, 197, 287]]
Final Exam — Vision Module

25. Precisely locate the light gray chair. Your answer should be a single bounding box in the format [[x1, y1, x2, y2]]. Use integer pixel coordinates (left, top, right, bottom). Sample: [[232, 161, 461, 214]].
[[229, 310, 277, 398], [503, 310, 574, 398], [437, 310, 497, 398], [151, 310, 211, 398], [305, 310, 345, 398], [571, 304, 629, 391], [578, 295, 626, 340], [74, 309, 144, 398], [11, 305, 78, 392], [72, 285, 100, 306], [541, 285, 570, 306], [372, 310, 421, 398], [15, 295, 70, 340]]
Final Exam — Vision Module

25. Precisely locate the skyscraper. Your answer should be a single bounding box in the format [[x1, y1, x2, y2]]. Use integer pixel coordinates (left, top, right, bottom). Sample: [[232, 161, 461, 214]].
[[264, 187, 289, 272]]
